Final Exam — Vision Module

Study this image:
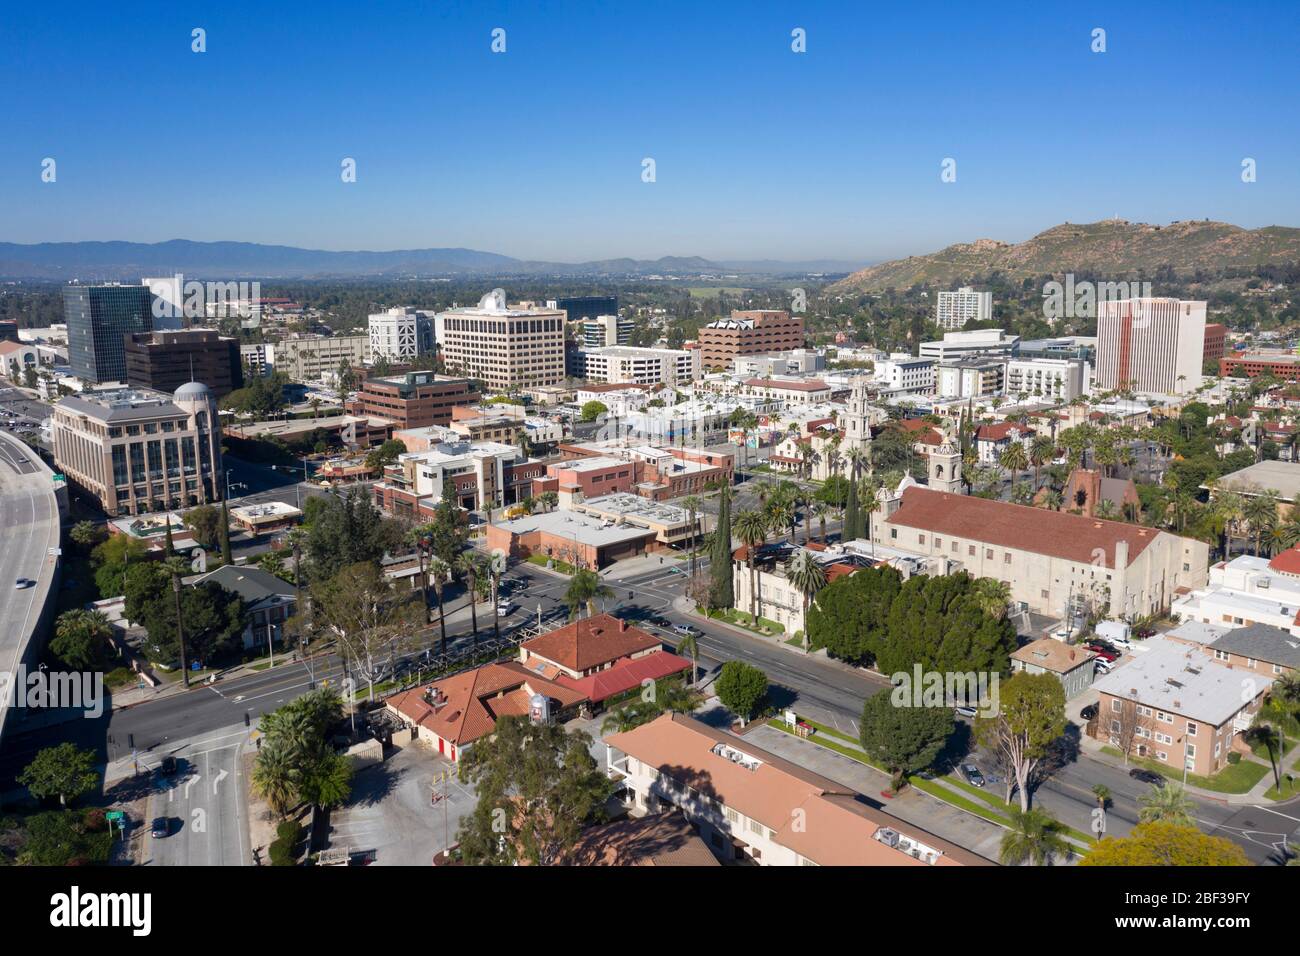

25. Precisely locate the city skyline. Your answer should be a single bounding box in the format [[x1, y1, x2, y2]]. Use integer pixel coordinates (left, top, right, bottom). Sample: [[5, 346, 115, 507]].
[[1, 1, 1298, 262]]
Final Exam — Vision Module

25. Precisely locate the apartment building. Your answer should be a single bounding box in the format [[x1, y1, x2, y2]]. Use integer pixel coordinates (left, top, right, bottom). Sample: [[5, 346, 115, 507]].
[[368, 307, 434, 363], [537, 443, 733, 504], [740, 377, 833, 407], [352, 372, 478, 428], [580, 345, 701, 386], [733, 349, 825, 377], [696, 310, 804, 370], [434, 289, 565, 390], [276, 334, 371, 382], [919, 328, 1019, 364], [873, 486, 1209, 619], [240, 342, 275, 377], [577, 314, 635, 348], [1096, 297, 1206, 395], [873, 355, 935, 395], [974, 422, 1035, 464], [1092, 636, 1272, 777], [1004, 356, 1084, 402], [52, 382, 224, 517], [935, 360, 1003, 400], [935, 287, 992, 330], [605, 713, 988, 866], [124, 329, 244, 398]]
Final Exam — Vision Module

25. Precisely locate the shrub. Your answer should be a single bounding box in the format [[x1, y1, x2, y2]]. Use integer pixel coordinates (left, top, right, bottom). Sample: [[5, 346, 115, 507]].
[[82, 808, 108, 832], [276, 819, 303, 843], [1226, 752, 1241, 764]]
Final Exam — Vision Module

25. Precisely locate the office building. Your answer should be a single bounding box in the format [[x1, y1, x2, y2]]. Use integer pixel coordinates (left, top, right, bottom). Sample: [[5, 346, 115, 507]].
[[1004, 356, 1085, 402], [353, 371, 478, 429], [578, 314, 635, 349], [52, 382, 224, 517], [434, 289, 566, 390], [63, 283, 155, 383], [240, 343, 275, 377], [553, 295, 618, 322], [919, 328, 1019, 364], [1218, 350, 1300, 382], [368, 307, 435, 363], [581, 345, 701, 386], [935, 360, 1003, 400], [935, 287, 992, 330], [124, 329, 244, 398], [276, 334, 371, 383], [1095, 298, 1206, 395], [696, 310, 804, 370], [1203, 323, 1228, 365]]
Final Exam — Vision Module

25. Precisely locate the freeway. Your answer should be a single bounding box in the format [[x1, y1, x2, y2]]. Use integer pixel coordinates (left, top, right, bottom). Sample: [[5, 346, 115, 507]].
[[0, 429, 61, 745]]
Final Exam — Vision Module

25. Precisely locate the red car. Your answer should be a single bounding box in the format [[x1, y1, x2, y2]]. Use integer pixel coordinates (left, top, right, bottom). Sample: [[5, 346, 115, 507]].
[[1085, 644, 1118, 662]]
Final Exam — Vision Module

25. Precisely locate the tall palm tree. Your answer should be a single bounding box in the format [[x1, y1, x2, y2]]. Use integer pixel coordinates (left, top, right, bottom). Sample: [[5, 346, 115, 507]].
[[1137, 782, 1195, 826], [487, 550, 507, 642], [733, 509, 769, 622], [813, 501, 829, 543], [456, 551, 486, 645], [999, 442, 1029, 485], [998, 808, 1072, 866], [681, 494, 703, 578], [427, 556, 450, 654], [784, 549, 827, 651], [1243, 490, 1280, 556], [1029, 434, 1054, 490], [564, 568, 614, 619], [972, 578, 1011, 619], [251, 744, 297, 818]]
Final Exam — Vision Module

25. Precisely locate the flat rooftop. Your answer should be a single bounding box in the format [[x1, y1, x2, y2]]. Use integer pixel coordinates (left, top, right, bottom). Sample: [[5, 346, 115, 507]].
[[575, 492, 689, 525], [1212, 461, 1300, 501], [494, 509, 656, 547]]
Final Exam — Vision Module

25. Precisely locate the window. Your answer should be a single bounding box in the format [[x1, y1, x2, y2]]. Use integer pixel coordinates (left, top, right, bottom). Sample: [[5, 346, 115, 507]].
[[1003, 552, 1012, 564], [985, 548, 993, 560], [968, 545, 975, 556], [1111, 699, 1121, 713], [1186, 722, 1197, 736], [918, 534, 926, 545], [1214, 649, 1229, 662]]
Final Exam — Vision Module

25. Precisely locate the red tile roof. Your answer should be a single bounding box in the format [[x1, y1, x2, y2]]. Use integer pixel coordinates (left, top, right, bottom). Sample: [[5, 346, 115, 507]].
[[521, 613, 662, 672], [885, 486, 1160, 567], [556, 650, 691, 702], [743, 378, 830, 392], [1269, 548, 1300, 576], [976, 422, 1034, 441]]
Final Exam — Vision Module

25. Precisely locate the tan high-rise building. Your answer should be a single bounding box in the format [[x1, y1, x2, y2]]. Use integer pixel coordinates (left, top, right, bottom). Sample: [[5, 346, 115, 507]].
[[434, 289, 566, 390], [276, 334, 371, 383], [52, 382, 224, 517], [1096, 298, 1206, 396], [696, 310, 804, 370]]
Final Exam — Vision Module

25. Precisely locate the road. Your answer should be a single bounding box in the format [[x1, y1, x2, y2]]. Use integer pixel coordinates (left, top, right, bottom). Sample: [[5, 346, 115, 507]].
[[0, 428, 61, 745]]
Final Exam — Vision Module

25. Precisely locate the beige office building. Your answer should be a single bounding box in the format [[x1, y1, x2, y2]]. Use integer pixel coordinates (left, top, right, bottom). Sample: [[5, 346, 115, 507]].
[[276, 334, 371, 383], [52, 382, 224, 517], [434, 289, 565, 391]]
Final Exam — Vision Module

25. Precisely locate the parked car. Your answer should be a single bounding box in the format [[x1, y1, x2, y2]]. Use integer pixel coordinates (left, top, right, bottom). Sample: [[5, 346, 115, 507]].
[[1085, 644, 1118, 662], [13, 578, 29, 589], [1079, 703, 1098, 721], [1134, 626, 1156, 639], [955, 705, 978, 719], [1094, 658, 1115, 674], [1129, 768, 1165, 787], [150, 817, 171, 839], [960, 764, 986, 787], [672, 623, 701, 637]]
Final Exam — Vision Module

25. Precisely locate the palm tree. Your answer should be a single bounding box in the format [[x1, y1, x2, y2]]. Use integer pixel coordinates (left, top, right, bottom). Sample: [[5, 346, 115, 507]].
[[674, 630, 700, 686], [251, 744, 297, 818], [1094, 498, 1118, 521], [998, 808, 1072, 866], [1091, 784, 1111, 810], [427, 556, 450, 654], [456, 551, 486, 645], [733, 509, 769, 622], [564, 568, 614, 619], [1137, 782, 1195, 826], [1243, 490, 1280, 555], [972, 578, 1011, 619], [813, 501, 829, 543], [1029, 434, 1054, 490], [681, 494, 703, 578], [999, 441, 1029, 485], [487, 550, 507, 642], [784, 549, 827, 651]]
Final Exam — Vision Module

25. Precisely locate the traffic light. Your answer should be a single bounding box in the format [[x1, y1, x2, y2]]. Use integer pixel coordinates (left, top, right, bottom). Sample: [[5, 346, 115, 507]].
[[244, 711, 251, 727]]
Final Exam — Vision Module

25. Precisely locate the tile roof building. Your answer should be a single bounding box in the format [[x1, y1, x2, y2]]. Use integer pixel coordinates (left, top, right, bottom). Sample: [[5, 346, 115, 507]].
[[606, 713, 990, 866], [874, 486, 1209, 619]]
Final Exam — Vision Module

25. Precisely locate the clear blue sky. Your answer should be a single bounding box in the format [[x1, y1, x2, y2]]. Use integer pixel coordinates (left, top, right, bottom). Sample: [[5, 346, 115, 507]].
[[2, 0, 1297, 263]]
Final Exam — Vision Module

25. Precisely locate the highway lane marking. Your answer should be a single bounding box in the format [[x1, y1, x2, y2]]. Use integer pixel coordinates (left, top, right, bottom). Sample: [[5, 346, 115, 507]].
[[1253, 804, 1300, 824]]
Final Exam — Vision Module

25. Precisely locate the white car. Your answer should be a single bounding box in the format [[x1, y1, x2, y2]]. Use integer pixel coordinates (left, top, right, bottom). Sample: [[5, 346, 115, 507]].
[[1095, 658, 1115, 673], [495, 601, 513, 618]]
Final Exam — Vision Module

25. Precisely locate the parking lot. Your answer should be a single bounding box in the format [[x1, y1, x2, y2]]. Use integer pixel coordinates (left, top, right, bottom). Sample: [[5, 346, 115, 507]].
[[323, 743, 477, 866]]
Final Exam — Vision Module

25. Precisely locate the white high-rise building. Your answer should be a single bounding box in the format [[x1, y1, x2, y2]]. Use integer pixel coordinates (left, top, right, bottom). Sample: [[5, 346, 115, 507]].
[[580, 345, 701, 386], [369, 307, 434, 363], [434, 290, 566, 390], [579, 314, 635, 349], [936, 287, 993, 330], [1096, 298, 1206, 396]]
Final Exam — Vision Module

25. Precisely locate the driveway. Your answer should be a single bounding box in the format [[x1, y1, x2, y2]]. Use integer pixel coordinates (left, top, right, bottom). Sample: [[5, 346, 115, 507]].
[[323, 744, 476, 865]]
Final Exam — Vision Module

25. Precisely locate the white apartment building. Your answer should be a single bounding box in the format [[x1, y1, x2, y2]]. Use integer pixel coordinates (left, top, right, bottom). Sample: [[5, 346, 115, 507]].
[[873, 355, 934, 395], [1004, 357, 1084, 402], [1095, 298, 1206, 395], [434, 289, 565, 390], [935, 287, 993, 330], [368, 307, 434, 363], [1172, 552, 1300, 639], [276, 334, 371, 383], [580, 345, 701, 386], [919, 328, 1019, 364], [578, 314, 635, 348], [240, 343, 275, 377]]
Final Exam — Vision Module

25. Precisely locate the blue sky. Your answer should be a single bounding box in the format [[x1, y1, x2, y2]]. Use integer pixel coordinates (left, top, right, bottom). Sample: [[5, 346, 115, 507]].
[[1, 0, 1297, 262]]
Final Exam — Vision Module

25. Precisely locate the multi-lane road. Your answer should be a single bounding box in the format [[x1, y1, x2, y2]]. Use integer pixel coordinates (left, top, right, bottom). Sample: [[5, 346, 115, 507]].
[[0, 428, 61, 744]]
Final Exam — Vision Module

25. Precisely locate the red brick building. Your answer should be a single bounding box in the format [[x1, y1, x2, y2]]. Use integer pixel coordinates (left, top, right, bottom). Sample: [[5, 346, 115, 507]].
[[1202, 323, 1227, 364], [1219, 351, 1300, 381], [697, 310, 805, 370], [351, 372, 479, 428]]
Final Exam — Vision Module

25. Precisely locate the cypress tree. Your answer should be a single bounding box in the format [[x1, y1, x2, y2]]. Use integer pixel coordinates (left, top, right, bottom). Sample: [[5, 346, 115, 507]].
[[220, 497, 232, 566]]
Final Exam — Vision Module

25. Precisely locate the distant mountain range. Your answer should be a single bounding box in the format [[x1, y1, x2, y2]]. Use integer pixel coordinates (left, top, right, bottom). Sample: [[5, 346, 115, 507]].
[[828, 219, 1300, 293], [0, 239, 866, 280]]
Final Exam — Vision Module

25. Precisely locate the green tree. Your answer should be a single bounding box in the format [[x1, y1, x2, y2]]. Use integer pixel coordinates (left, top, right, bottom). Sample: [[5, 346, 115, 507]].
[[715, 660, 767, 726], [184, 504, 224, 550], [579, 400, 608, 422], [364, 438, 407, 472], [312, 562, 419, 701], [999, 808, 1072, 866], [859, 692, 953, 790], [784, 548, 827, 651], [305, 487, 405, 582], [708, 483, 734, 610], [1081, 822, 1249, 866], [69, 520, 107, 553], [456, 716, 612, 866], [564, 568, 614, 619], [18, 743, 99, 807], [975, 672, 1066, 812], [733, 509, 769, 621], [50, 609, 113, 671], [251, 743, 298, 818], [89, 533, 149, 599]]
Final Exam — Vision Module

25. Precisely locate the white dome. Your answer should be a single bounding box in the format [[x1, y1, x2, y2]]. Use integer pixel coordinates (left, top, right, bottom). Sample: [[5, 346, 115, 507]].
[[174, 381, 212, 401]]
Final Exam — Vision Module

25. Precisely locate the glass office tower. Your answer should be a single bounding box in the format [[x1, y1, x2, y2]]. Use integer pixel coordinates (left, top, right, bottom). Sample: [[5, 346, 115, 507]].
[[63, 284, 155, 383]]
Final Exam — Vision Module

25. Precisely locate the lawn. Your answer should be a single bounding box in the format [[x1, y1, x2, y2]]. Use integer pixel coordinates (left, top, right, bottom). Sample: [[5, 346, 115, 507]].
[[700, 606, 784, 636], [526, 554, 576, 575]]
